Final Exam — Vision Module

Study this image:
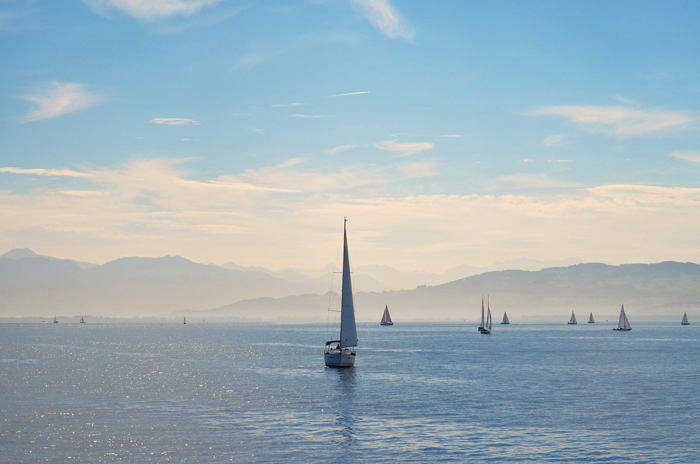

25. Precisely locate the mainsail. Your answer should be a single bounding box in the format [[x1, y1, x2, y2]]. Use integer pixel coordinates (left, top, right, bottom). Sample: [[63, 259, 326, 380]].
[[479, 296, 485, 330], [588, 312, 594, 323], [339, 219, 358, 348], [380, 305, 393, 325], [568, 311, 577, 324], [486, 298, 492, 331], [616, 304, 631, 330], [682, 311, 689, 325], [501, 312, 509, 324]]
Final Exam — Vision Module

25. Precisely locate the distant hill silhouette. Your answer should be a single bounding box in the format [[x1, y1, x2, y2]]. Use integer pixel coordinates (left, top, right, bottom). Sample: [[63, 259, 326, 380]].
[[2, 248, 698, 321], [181, 262, 700, 322]]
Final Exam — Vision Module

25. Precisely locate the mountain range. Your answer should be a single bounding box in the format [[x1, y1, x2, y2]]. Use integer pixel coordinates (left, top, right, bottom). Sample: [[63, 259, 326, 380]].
[[1, 248, 698, 321]]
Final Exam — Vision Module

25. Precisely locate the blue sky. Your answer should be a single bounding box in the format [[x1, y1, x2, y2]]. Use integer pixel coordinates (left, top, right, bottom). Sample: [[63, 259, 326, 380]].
[[2, 0, 700, 270]]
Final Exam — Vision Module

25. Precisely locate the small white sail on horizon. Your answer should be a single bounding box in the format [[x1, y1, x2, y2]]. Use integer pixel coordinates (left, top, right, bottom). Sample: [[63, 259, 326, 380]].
[[681, 311, 690, 325], [380, 305, 393, 326], [53, 315, 58, 324], [324, 218, 358, 368], [568, 311, 577, 325], [501, 311, 509, 324], [80, 316, 85, 324], [588, 312, 594, 323], [183, 316, 186, 325], [613, 304, 632, 331]]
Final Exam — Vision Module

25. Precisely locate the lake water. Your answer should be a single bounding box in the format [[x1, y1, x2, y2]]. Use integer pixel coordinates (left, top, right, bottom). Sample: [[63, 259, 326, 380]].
[[1, 322, 698, 462]]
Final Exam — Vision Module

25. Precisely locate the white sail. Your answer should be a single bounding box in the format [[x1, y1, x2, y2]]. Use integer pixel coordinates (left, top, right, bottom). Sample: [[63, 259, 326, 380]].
[[381, 305, 392, 324], [502, 312, 509, 324], [682, 312, 689, 325], [480, 296, 485, 329], [486, 304, 492, 331], [339, 219, 357, 348], [617, 305, 631, 330], [569, 311, 577, 324], [588, 312, 594, 323]]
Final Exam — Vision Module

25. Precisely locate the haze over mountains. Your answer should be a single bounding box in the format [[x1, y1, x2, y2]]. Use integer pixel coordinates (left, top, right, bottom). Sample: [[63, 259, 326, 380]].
[[1, 248, 698, 322]]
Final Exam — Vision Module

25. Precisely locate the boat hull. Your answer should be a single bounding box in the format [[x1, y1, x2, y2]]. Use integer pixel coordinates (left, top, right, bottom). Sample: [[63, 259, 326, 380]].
[[380, 322, 393, 326], [324, 351, 355, 368], [682, 322, 690, 325], [567, 322, 577, 325], [612, 328, 632, 331]]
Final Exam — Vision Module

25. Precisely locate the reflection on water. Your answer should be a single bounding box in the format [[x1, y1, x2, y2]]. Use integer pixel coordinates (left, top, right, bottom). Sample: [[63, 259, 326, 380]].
[[333, 368, 358, 450], [0, 322, 699, 462]]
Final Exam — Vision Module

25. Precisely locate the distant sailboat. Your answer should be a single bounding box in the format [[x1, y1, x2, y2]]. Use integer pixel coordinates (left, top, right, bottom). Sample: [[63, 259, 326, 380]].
[[53, 315, 58, 324], [501, 311, 509, 324], [681, 312, 690, 325], [568, 311, 577, 325], [479, 296, 492, 335], [380, 305, 393, 326], [80, 317, 85, 324], [613, 304, 632, 331], [183, 316, 186, 325], [324, 218, 358, 368], [588, 312, 595, 324]]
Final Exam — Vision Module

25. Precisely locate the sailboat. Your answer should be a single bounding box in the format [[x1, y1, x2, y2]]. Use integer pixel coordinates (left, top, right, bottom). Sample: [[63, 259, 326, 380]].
[[588, 312, 595, 323], [183, 316, 186, 325], [568, 311, 577, 325], [380, 305, 393, 326], [53, 315, 58, 324], [479, 296, 492, 335], [501, 311, 509, 324], [613, 304, 632, 331], [681, 312, 690, 325], [80, 317, 85, 324], [324, 218, 358, 368]]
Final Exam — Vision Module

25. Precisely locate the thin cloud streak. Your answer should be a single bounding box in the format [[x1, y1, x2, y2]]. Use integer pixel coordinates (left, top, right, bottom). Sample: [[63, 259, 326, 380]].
[[531, 105, 694, 137], [332, 91, 369, 97], [668, 151, 700, 163], [83, 0, 222, 19], [376, 139, 434, 157], [150, 118, 199, 125], [0, 167, 92, 178], [326, 144, 359, 154], [20, 82, 102, 123], [398, 161, 437, 178]]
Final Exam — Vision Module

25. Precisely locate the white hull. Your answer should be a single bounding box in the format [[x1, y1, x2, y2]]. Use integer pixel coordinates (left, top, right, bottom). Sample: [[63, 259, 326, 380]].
[[324, 351, 356, 368]]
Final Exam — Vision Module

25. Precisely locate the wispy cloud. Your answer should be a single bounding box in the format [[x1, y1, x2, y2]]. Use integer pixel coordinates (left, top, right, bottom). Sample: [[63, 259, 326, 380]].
[[543, 134, 565, 146], [332, 91, 369, 97], [376, 139, 434, 157], [83, 0, 222, 19], [20, 82, 102, 123], [496, 173, 580, 189], [149, 117, 199, 125], [326, 144, 359, 154], [668, 151, 700, 163], [398, 161, 437, 178], [236, 49, 286, 71], [351, 0, 413, 41], [272, 103, 303, 107], [290, 114, 329, 118], [531, 105, 694, 137], [547, 159, 573, 163], [0, 167, 92, 178], [521, 159, 534, 163], [441, 134, 462, 138]]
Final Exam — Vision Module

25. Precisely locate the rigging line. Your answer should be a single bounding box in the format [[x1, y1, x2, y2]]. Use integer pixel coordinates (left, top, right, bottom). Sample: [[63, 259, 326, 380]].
[[326, 230, 344, 342]]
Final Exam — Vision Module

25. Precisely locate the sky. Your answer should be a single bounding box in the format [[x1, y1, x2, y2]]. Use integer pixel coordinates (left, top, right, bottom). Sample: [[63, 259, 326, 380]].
[[2, 0, 700, 272]]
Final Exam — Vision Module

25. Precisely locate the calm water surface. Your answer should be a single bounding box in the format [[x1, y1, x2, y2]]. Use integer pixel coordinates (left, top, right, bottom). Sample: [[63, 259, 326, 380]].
[[1, 322, 699, 462]]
